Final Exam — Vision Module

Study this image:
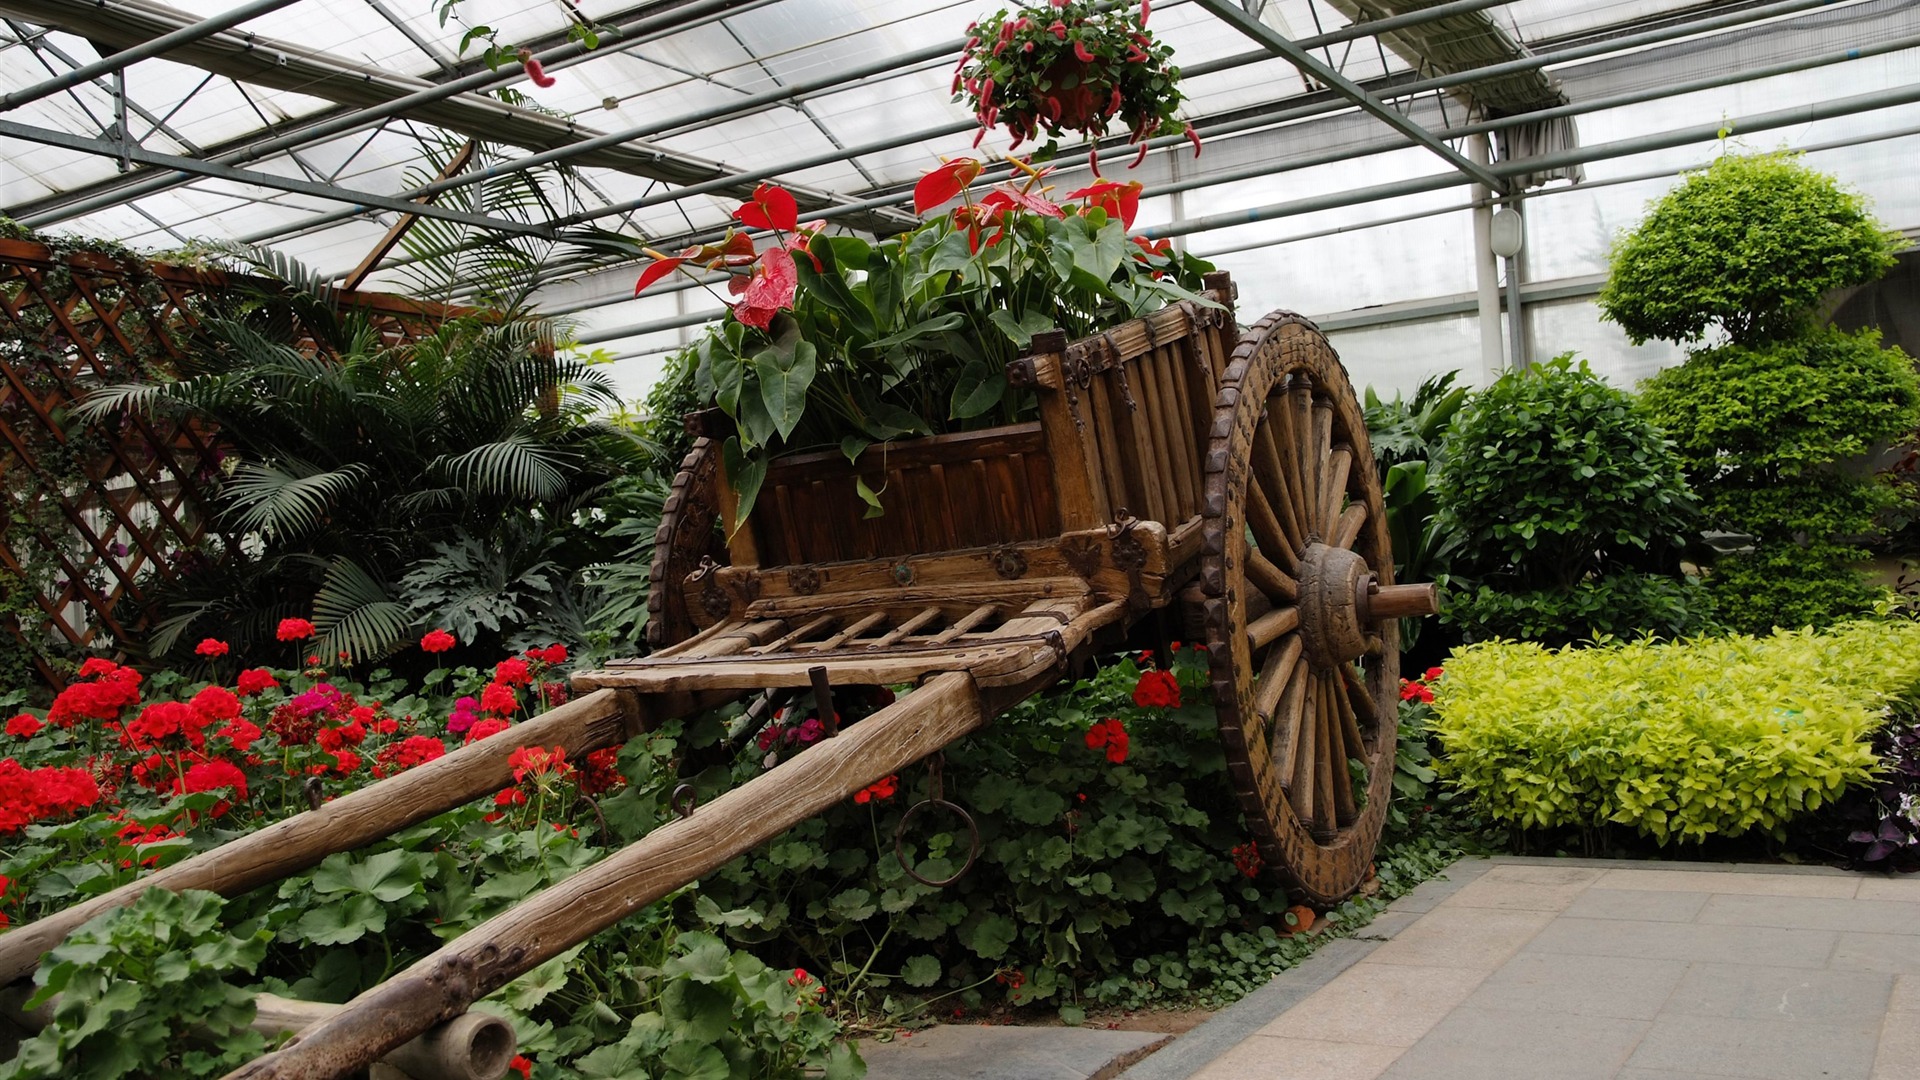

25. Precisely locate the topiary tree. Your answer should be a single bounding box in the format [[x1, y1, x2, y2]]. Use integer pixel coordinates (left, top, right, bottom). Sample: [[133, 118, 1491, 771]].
[[1640, 326, 1920, 632], [1434, 355, 1710, 645], [1605, 151, 1919, 634], [1599, 152, 1903, 347]]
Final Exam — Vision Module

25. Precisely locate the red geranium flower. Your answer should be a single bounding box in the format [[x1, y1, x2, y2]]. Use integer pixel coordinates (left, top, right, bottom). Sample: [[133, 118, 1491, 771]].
[[195, 638, 229, 658], [277, 618, 315, 641], [508, 745, 572, 783], [480, 682, 519, 715], [465, 718, 512, 744], [853, 775, 898, 804], [1132, 669, 1181, 710], [508, 1056, 532, 1080], [494, 658, 534, 687], [1085, 718, 1130, 764], [235, 668, 278, 696], [373, 735, 447, 778], [5, 715, 42, 739], [421, 629, 456, 654]]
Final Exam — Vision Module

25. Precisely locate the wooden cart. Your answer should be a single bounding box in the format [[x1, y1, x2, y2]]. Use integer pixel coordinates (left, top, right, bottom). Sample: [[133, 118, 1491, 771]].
[[0, 271, 1435, 1079]]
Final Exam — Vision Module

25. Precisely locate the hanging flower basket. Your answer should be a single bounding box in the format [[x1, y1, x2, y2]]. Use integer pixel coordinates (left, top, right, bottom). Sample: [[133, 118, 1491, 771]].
[[953, 0, 1199, 166]]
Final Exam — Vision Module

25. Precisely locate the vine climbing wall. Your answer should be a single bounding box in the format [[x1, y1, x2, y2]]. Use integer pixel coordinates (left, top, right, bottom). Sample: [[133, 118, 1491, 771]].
[[0, 237, 453, 687]]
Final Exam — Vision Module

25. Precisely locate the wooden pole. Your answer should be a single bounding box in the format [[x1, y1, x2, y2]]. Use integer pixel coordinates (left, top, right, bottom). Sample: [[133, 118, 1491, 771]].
[[219, 673, 985, 1080], [341, 140, 478, 292], [0, 689, 636, 988]]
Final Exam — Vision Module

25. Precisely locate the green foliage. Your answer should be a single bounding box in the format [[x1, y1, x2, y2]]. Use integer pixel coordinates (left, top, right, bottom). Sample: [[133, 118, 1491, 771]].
[[1434, 356, 1707, 644], [1600, 152, 1904, 345], [1640, 327, 1920, 485], [1640, 325, 1920, 634], [1364, 373, 1469, 651], [78, 298, 650, 666], [672, 179, 1216, 517], [2, 889, 272, 1080], [1442, 573, 1714, 648], [1432, 621, 1920, 843]]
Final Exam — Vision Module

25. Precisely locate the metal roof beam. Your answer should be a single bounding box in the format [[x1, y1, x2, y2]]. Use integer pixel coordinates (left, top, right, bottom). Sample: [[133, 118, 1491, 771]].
[[0, 0, 298, 112], [1191, 0, 1506, 190], [0, 116, 555, 236], [3, 0, 761, 225]]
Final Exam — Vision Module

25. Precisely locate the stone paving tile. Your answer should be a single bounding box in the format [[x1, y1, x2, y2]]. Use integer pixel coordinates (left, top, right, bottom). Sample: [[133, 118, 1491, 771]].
[[1461, 952, 1688, 1020], [1871, 1008, 1920, 1079], [1592, 867, 1859, 898], [1253, 962, 1486, 1048], [1625, 1013, 1881, 1080], [1186, 1035, 1403, 1080], [1362, 907, 1555, 971], [1661, 962, 1894, 1023], [1524, 917, 1840, 969], [1888, 974, 1920, 1014], [1376, 1006, 1648, 1080], [1858, 876, 1920, 903], [1440, 874, 1594, 912], [1696, 893, 1920, 935], [1616, 1070, 1758, 1079], [1562, 887, 1710, 923], [1831, 932, 1920, 975], [1477, 864, 1606, 887]]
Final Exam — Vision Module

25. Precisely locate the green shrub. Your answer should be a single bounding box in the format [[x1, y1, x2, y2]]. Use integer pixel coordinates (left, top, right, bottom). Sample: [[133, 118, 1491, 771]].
[[1441, 573, 1713, 647], [1640, 325, 1920, 633], [1599, 152, 1904, 346], [1434, 356, 1706, 644], [1364, 373, 1469, 653], [1431, 621, 1920, 843]]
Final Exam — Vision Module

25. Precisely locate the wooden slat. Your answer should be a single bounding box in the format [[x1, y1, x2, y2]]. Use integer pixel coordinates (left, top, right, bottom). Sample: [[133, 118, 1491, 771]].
[[1029, 346, 1105, 530], [870, 606, 942, 647], [1247, 605, 1300, 653]]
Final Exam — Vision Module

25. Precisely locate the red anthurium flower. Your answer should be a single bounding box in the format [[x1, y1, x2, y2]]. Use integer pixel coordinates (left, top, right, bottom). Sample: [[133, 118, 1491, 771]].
[[634, 254, 689, 296], [783, 223, 826, 272], [732, 182, 800, 233], [913, 158, 983, 216], [982, 184, 1064, 220], [733, 247, 798, 330], [701, 231, 758, 269], [1067, 179, 1142, 228]]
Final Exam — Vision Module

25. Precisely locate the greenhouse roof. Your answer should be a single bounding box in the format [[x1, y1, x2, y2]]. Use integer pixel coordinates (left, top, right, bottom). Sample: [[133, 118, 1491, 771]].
[[3, 0, 1917, 393]]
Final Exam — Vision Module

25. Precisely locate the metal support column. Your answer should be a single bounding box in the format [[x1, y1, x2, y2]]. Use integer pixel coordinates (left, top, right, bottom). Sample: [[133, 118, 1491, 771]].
[[1469, 134, 1504, 382]]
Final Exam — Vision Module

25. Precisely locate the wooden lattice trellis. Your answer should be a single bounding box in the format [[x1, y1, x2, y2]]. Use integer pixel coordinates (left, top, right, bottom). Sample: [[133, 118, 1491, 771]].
[[0, 238, 458, 687]]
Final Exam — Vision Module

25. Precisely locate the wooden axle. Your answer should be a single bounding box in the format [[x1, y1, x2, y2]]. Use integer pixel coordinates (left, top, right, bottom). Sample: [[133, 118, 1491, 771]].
[[219, 673, 987, 1080], [0, 690, 637, 988], [1362, 581, 1441, 622]]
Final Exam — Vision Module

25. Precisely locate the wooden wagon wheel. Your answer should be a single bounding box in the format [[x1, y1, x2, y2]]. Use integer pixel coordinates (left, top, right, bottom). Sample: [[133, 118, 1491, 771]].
[[646, 436, 728, 649], [1201, 312, 1436, 905]]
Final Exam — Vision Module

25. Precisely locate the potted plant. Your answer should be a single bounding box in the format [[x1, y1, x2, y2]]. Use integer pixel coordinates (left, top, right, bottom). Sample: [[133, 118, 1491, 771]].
[[954, 0, 1199, 165], [633, 157, 1219, 521]]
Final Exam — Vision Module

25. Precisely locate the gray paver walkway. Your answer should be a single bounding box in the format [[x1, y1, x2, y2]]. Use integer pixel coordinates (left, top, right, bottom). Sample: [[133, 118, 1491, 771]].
[[1121, 857, 1920, 1080]]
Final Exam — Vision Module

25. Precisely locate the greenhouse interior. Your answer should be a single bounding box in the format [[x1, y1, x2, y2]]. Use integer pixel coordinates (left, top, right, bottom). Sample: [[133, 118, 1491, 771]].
[[3, 0, 1920, 1075]]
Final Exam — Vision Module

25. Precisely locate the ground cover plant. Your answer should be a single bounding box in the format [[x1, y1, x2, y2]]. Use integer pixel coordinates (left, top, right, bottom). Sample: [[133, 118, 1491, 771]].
[[1604, 150, 1918, 633], [0, 630, 1462, 1077], [1429, 620, 1920, 845]]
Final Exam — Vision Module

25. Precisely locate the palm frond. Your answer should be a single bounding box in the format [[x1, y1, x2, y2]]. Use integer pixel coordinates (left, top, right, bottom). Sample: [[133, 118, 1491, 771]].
[[434, 438, 574, 501], [224, 460, 369, 540], [313, 556, 413, 662]]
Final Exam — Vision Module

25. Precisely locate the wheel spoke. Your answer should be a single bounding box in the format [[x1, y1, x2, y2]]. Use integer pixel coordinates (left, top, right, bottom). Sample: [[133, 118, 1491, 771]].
[[1313, 687, 1338, 838], [1334, 671, 1369, 757], [1254, 633, 1302, 721], [1323, 676, 1357, 827], [1332, 503, 1368, 551], [1247, 605, 1300, 654], [1247, 482, 1299, 574], [1246, 547, 1299, 603], [1321, 447, 1352, 535], [1253, 419, 1308, 550], [1284, 380, 1320, 531], [1289, 677, 1318, 826], [1270, 643, 1310, 782], [1342, 663, 1379, 732]]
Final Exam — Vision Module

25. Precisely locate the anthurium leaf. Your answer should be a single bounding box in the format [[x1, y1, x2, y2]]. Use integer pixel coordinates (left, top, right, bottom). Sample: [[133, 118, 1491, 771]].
[[752, 339, 817, 441], [840, 436, 871, 465], [708, 346, 745, 417], [950, 359, 1006, 419], [855, 476, 885, 519], [722, 438, 767, 536], [866, 313, 966, 351], [859, 402, 932, 442], [987, 309, 1054, 347]]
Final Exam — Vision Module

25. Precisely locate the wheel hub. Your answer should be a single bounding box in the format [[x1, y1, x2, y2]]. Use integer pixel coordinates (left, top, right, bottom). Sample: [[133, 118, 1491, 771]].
[[1296, 542, 1374, 670]]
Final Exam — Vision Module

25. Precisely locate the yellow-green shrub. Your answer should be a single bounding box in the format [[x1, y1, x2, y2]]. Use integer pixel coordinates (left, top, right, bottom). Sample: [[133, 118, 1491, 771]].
[[1432, 622, 1920, 843]]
